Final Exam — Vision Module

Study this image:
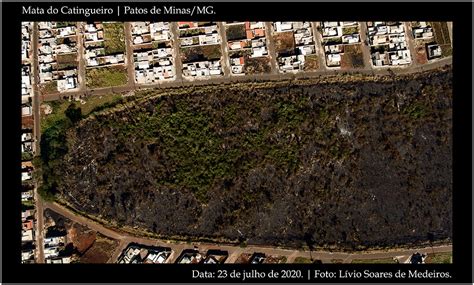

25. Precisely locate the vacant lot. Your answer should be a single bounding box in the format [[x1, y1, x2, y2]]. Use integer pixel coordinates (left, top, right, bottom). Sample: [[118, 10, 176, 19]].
[[425, 252, 452, 264], [243, 56, 271, 74], [43, 209, 119, 263], [41, 94, 123, 132], [304, 54, 320, 71], [56, 53, 78, 70], [103, 22, 126, 55], [181, 44, 222, 62], [273, 31, 296, 56], [226, 24, 247, 41], [414, 45, 428, 64], [86, 66, 128, 88], [42, 68, 452, 250], [40, 81, 58, 94], [179, 28, 205, 37], [431, 22, 451, 45], [78, 234, 119, 263], [342, 26, 359, 35], [341, 44, 365, 69]]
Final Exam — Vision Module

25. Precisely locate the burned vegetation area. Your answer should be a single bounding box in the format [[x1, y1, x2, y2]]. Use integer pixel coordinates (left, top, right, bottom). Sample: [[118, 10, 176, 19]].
[[45, 68, 452, 250]]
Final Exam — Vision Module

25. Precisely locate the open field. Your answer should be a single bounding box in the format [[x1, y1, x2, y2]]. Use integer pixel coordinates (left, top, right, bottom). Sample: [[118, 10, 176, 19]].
[[304, 54, 320, 71], [226, 24, 247, 41], [38, 68, 453, 249], [85, 66, 128, 88], [431, 22, 451, 45], [56, 53, 78, 70], [414, 45, 428, 65], [243, 56, 271, 74], [425, 252, 452, 264], [341, 44, 365, 69], [103, 22, 126, 55], [40, 93, 123, 132], [39, 81, 58, 95], [180, 44, 222, 62], [273, 31, 296, 56]]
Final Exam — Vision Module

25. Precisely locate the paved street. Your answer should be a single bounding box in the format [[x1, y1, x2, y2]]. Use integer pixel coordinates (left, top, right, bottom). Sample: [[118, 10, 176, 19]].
[[76, 22, 86, 92], [404, 22, 418, 68], [31, 22, 45, 264], [40, 55, 452, 102], [310, 22, 328, 71], [264, 22, 278, 74], [43, 201, 452, 264], [217, 22, 231, 77], [124, 22, 136, 89], [358, 22, 373, 69]]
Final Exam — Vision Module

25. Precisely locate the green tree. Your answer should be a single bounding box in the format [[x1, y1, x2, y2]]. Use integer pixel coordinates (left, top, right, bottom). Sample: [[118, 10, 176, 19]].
[[65, 103, 83, 124]]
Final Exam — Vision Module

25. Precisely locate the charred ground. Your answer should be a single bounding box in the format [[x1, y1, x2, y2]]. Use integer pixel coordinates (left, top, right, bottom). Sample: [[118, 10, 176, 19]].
[[40, 68, 452, 250]]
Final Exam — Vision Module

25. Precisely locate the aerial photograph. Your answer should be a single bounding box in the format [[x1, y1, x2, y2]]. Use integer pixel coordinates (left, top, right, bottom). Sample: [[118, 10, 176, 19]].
[[20, 21, 452, 265]]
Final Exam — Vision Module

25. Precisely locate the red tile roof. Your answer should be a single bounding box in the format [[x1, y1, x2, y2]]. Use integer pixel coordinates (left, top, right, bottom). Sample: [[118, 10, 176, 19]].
[[22, 220, 33, 230], [254, 29, 265, 37]]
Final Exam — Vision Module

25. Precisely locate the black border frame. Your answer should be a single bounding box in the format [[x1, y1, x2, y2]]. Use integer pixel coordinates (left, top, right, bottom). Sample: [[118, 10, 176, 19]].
[[2, 2, 472, 283]]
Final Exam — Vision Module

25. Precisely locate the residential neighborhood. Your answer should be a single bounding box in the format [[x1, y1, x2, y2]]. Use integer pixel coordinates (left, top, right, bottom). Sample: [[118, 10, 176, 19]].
[[117, 244, 172, 264], [131, 21, 176, 84], [318, 21, 363, 68], [272, 21, 318, 72], [20, 21, 452, 265], [37, 21, 79, 93], [24, 21, 452, 97], [225, 21, 271, 75], [178, 21, 224, 78], [367, 21, 412, 67]]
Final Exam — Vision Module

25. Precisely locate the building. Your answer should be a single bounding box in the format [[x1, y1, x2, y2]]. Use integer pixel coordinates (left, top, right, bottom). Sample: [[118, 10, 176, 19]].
[[226, 21, 269, 75], [176, 250, 203, 264], [409, 252, 426, 264], [202, 250, 228, 264], [179, 22, 224, 77], [249, 252, 266, 264], [320, 21, 361, 68], [143, 250, 171, 264], [22, 229, 34, 242], [44, 246, 60, 259], [367, 21, 412, 67], [21, 249, 35, 263], [117, 244, 172, 264], [412, 22, 434, 39], [37, 21, 79, 92], [131, 22, 176, 84], [22, 209, 35, 221], [22, 220, 34, 231], [44, 236, 66, 248], [46, 257, 71, 264], [273, 22, 317, 72], [182, 60, 222, 78], [427, 44, 442, 59]]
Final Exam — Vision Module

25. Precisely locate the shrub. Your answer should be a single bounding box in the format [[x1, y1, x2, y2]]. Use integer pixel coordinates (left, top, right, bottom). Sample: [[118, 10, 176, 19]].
[[226, 24, 247, 41]]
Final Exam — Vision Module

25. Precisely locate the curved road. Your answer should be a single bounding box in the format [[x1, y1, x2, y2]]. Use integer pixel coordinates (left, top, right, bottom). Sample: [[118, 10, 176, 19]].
[[37, 55, 453, 264], [43, 202, 452, 264]]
